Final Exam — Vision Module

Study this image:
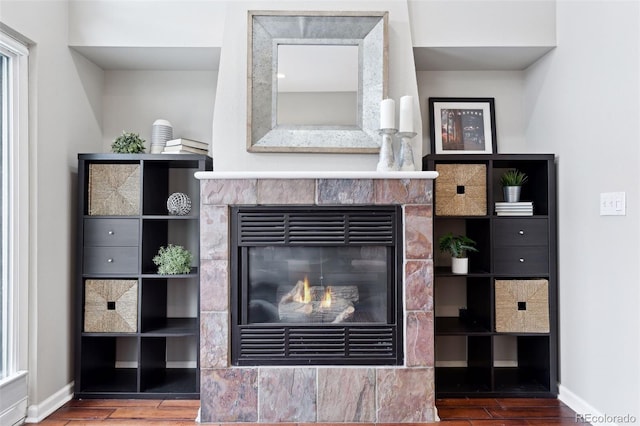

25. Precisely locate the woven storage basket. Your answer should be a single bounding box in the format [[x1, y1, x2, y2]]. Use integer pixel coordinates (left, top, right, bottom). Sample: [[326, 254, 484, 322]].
[[88, 164, 140, 215], [495, 279, 549, 333], [84, 279, 138, 333], [435, 163, 487, 216]]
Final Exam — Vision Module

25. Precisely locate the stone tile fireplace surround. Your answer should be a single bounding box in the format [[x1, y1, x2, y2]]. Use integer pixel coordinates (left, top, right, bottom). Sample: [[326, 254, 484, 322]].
[[195, 171, 437, 424]]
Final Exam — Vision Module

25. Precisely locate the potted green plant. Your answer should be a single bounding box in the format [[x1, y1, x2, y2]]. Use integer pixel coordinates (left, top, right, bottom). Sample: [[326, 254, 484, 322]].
[[500, 169, 528, 202], [111, 131, 146, 154], [438, 232, 478, 274], [152, 244, 193, 274]]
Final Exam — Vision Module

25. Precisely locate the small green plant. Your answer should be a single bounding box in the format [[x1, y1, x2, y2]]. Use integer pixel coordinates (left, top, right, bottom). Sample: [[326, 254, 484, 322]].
[[152, 244, 193, 274], [438, 232, 479, 259], [500, 169, 528, 187], [111, 131, 146, 154]]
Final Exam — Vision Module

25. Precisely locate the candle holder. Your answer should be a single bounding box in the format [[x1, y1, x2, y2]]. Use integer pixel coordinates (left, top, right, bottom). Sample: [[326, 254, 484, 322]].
[[377, 128, 398, 171], [397, 131, 417, 171]]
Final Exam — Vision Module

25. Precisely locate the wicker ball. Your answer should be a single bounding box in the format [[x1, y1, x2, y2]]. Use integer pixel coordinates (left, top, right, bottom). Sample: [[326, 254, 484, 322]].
[[167, 192, 192, 216]]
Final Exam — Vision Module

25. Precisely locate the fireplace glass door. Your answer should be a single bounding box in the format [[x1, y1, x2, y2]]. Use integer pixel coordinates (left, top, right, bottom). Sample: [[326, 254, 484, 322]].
[[231, 205, 403, 366], [247, 246, 389, 324]]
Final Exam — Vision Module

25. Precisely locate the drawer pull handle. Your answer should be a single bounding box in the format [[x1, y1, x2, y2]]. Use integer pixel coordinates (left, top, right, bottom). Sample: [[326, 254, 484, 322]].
[[107, 258, 114, 263], [519, 258, 525, 263], [108, 230, 115, 235], [518, 230, 525, 235]]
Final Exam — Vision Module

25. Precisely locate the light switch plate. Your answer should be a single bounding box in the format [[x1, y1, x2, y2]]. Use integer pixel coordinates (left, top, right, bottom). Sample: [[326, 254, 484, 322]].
[[600, 192, 626, 216]]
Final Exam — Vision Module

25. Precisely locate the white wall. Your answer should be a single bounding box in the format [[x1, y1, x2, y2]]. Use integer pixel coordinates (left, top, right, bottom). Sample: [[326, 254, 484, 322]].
[[409, 0, 556, 48], [102, 70, 217, 151], [525, 0, 640, 420], [68, 0, 225, 47], [0, 0, 104, 419]]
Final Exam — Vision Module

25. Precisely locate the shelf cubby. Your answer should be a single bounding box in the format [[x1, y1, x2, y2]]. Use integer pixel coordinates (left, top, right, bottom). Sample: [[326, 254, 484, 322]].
[[435, 335, 492, 395], [140, 336, 198, 394], [79, 336, 139, 393]]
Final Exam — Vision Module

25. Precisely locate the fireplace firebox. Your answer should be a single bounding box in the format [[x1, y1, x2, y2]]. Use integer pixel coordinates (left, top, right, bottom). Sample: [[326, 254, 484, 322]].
[[230, 205, 403, 366]]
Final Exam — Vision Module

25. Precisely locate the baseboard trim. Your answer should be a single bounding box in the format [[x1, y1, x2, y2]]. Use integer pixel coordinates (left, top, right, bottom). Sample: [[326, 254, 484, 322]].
[[558, 384, 625, 426], [24, 381, 74, 424]]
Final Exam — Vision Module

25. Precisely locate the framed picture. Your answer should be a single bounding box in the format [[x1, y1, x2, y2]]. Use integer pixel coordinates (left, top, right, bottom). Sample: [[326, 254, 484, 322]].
[[429, 97, 497, 154]]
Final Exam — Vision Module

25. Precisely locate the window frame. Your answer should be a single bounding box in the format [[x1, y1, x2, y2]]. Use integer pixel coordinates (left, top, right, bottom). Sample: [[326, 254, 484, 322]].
[[0, 27, 29, 396]]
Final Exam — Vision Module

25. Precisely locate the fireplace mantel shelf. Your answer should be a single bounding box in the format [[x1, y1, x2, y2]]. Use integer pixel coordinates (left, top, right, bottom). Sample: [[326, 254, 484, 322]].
[[195, 170, 438, 180]]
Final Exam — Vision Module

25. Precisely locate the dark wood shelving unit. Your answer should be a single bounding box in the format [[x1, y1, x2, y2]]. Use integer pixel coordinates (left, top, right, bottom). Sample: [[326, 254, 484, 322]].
[[424, 153, 557, 398], [75, 153, 212, 399]]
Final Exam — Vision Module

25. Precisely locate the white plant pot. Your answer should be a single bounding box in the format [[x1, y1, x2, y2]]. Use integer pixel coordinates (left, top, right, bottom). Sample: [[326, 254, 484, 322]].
[[451, 257, 469, 274]]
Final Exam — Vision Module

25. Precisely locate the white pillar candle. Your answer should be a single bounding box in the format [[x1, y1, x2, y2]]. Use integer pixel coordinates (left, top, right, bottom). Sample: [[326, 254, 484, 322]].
[[399, 95, 414, 133], [380, 98, 396, 129]]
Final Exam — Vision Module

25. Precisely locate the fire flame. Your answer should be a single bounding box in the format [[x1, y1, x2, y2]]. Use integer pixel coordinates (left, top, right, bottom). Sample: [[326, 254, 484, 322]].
[[292, 276, 312, 304], [292, 277, 332, 308], [320, 286, 332, 308], [303, 276, 311, 303]]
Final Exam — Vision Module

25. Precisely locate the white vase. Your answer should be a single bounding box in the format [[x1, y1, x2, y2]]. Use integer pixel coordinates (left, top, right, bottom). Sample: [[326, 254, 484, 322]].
[[376, 133, 397, 171], [451, 257, 469, 274]]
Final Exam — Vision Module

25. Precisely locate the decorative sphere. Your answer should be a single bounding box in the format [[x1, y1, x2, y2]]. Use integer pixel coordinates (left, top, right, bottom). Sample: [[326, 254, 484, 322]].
[[167, 192, 192, 216]]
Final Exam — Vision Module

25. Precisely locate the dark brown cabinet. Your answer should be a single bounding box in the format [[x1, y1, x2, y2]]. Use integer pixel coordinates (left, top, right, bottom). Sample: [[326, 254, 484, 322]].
[[75, 153, 212, 399], [423, 154, 557, 398]]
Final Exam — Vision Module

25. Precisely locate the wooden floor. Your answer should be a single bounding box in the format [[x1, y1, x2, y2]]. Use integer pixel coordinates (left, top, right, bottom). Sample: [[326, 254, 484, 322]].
[[35, 398, 586, 425]]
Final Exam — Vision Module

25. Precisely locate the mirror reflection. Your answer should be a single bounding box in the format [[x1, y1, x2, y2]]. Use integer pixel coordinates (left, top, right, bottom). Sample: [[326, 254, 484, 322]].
[[276, 45, 359, 126]]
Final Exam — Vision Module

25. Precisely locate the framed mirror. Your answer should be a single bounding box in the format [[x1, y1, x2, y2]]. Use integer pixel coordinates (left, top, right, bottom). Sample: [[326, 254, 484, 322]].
[[247, 11, 388, 153]]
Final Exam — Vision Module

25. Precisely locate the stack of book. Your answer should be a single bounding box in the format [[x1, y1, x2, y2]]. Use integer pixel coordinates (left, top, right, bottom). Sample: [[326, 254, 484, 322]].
[[495, 201, 534, 216], [162, 138, 209, 155]]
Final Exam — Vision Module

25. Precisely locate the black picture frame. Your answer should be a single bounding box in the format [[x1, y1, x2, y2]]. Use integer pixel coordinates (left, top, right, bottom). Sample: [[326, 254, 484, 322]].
[[428, 97, 497, 154]]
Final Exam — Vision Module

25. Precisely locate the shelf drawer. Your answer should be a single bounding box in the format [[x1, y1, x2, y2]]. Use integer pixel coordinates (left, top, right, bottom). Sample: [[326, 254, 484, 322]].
[[84, 279, 138, 333], [88, 163, 140, 215], [84, 218, 140, 247], [493, 246, 549, 275], [495, 280, 549, 333], [83, 247, 139, 274], [435, 163, 487, 216], [493, 219, 548, 247]]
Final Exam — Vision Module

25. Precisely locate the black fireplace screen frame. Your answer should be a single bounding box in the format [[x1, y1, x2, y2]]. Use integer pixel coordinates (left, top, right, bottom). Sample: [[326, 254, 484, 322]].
[[230, 205, 404, 366]]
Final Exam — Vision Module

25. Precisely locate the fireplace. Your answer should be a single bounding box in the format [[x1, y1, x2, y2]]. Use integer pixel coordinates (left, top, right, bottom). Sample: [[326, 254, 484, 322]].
[[196, 173, 437, 424], [230, 206, 403, 365]]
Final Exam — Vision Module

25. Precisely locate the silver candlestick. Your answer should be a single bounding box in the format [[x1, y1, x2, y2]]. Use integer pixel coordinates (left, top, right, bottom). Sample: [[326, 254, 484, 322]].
[[377, 128, 398, 171], [397, 131, 417, 171]]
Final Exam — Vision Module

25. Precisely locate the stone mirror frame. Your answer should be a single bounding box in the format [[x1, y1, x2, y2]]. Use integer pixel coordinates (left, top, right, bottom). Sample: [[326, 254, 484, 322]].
[[247, 11, 388, 153]]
